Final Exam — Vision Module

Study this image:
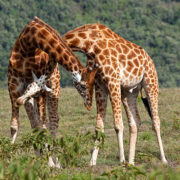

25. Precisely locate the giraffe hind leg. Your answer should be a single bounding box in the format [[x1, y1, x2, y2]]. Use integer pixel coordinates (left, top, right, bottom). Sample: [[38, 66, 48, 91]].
[[143, 73, 167, 164], [122, 86, 141, 165]]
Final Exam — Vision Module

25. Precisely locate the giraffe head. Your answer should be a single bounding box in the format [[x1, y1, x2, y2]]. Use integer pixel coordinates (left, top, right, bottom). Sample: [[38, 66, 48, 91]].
[[15, 71, 52, 107], [72, 63, 99, 111]]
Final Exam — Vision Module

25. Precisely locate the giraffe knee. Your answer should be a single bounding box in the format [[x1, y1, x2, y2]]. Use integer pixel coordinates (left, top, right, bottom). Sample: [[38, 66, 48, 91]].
[[129, 124, 138, 134], [114, 121, 124, 132], [95, 122, 104, 132]]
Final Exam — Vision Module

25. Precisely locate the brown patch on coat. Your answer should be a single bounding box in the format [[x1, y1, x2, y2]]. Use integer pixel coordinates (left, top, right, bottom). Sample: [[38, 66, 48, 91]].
[[127, 61, 134, 72], [121, 44, 129, 54], [78, 32, 87, 39], [103, 30, 113, 38], [103, 49, 109, 56], [134, 48, 140, 54], [70, 38, 80, 47], [94, 45, 101, 54], [132, 68, 138, 76], [98, 24, 106, 30], [111, 49, 117, 57], [97, 40, 107, 49], [127, 50, 136, 59], [133, 58, 139, 67], [49, 38, 57, 48], [116, 44, 122, 53], [65, 33, 75, 39], [108, 40, 115, 48]]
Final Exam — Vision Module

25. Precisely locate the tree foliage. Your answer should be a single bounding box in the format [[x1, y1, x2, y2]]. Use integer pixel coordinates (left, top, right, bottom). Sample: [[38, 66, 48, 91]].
[[0, 0, 179, 87]]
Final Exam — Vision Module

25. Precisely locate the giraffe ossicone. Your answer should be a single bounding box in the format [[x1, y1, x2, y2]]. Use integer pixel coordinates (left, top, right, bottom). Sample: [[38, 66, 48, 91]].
[[31, 71, 52, 92]]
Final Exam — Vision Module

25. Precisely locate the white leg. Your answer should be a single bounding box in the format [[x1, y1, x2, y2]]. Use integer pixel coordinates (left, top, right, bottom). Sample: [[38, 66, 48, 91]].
[[122, 88, 141, 165], [154, 121, 167, 164], [90, 139, 101, 166], [48, 156, 55, 168], [109, 83, 125, 164], [116, 128, 125, 163]]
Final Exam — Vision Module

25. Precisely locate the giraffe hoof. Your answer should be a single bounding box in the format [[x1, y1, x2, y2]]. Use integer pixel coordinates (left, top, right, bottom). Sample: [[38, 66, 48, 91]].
[[89, 161, 96, 166], [162, 159, 168, 165]]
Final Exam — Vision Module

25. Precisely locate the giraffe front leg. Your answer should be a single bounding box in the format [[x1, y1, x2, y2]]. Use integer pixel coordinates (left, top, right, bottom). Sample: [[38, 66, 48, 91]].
[[10, 105, 19, 144], [122, 87, 141, 165], [24, 97, 39, 129], [90, 81, 108, 166], [37, 94, 47, 129], [109, 83, 125, 164]]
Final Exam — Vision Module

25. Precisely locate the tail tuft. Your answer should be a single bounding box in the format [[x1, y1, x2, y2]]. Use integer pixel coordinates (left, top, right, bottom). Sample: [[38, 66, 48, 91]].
[[141, 97, 152, 119]]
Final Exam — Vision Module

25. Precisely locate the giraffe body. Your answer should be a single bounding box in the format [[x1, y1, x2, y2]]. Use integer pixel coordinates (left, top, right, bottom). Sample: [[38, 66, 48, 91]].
[[62, 23, 167, 165], [8, 17, 100, 168], [8, 17, 97, 144]]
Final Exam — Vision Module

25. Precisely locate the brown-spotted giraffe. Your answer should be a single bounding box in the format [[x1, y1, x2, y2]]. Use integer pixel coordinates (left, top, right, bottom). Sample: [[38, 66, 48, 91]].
[[8, 17, 98, 147], [62, 23, 167, 165]]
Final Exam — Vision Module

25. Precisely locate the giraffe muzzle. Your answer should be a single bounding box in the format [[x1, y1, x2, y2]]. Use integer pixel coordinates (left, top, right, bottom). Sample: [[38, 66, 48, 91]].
[[84, 102, 92, 111]]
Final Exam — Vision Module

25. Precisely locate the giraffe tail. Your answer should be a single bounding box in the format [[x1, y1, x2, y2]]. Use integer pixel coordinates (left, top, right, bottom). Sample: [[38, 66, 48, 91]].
[[140, 89, 152, 119]]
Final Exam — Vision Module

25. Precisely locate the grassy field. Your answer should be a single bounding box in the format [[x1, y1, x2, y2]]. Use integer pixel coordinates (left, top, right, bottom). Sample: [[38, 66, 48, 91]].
[[0, 88, 180, 179]]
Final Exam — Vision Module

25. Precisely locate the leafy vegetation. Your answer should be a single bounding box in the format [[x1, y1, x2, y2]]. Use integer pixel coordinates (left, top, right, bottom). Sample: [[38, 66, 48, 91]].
[[0, 0, 179, 87]]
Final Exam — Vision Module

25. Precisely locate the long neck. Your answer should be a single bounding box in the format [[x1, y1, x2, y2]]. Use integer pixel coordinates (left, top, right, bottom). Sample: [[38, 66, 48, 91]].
[[18, 17, 83, 74], [62, 28, 98, 57]]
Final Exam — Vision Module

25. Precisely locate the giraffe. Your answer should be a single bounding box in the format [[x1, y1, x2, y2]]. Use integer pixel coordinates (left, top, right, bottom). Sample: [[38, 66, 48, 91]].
[[62, 23, 168, 165], [8, 17, 98, 147]]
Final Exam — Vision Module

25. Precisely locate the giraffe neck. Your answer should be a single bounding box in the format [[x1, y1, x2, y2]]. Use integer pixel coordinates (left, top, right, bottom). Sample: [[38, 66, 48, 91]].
[[15, 17, 83, 75], [62, 23, 118, 57]]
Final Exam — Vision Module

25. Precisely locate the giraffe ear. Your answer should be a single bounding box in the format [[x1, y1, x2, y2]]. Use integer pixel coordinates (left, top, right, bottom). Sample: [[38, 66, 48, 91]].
[[73, 72, 82, 82]]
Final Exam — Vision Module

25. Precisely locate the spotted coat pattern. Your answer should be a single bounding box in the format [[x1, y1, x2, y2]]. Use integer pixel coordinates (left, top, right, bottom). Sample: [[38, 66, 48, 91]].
[[62, 23, 167, 165], [8, 17, 88, 143]]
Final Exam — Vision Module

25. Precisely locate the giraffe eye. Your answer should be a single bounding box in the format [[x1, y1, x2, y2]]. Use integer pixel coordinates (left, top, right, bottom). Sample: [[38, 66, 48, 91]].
[[81, 84, 86, 90]]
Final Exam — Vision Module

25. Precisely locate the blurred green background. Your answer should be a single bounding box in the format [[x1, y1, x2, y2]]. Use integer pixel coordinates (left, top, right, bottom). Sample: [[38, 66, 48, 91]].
[[0, 0, 179, 87]]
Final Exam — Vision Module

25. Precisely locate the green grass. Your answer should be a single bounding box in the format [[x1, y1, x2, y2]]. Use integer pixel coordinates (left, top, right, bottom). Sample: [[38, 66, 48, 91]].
[[0, 88, 180, 179]]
